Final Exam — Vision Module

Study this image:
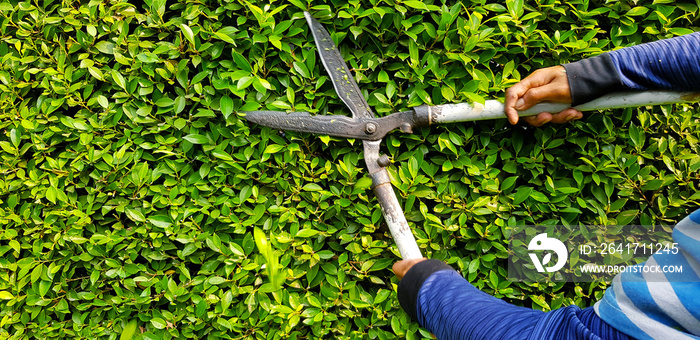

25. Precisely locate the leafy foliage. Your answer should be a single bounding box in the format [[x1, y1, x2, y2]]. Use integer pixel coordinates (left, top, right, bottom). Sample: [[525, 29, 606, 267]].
[[1, 0, 699, 339]]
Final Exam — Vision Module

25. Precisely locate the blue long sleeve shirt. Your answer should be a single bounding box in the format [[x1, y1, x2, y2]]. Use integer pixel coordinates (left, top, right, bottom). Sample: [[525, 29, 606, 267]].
[[563, 32, 700, 105]]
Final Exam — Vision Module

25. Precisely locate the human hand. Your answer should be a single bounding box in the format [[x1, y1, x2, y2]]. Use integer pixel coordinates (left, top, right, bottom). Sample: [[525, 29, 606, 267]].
[[392, 258, 427, 280], [504, 65, 583, 126]]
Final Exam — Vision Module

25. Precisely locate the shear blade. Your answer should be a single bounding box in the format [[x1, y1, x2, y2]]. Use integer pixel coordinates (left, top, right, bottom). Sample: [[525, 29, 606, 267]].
[[304, 12, 375, 120], [242, 111, 370, 139]]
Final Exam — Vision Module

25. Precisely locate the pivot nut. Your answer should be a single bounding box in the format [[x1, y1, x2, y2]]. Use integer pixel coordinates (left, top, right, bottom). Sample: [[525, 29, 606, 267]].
[[377, 155, 391, 167], [365, 122, 378, 134]]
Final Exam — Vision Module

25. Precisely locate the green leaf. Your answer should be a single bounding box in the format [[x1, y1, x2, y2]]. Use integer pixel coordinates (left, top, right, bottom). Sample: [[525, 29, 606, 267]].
[[220, 95, 233, 118], [483, 3, 506, 11], [237, 76, 254, 90], [529, 191, 549, 202], [95, 41, 115, 54], [21, 120, 35, 130], [616, 210, 638, 225], [183, 134, 209, 144], [296, 229, 319, 238], [501, 176, 518, 191], [212, 151, 233, 161], [9, 128, 20, 147], [137, 53, 160, 63], [174, 118, 187, 130], [174, 96, 186, 114], [120, 320, 139, 340], [215, 28, 237, 44], [111, 70, 127, 91], [506, 0, 524, 18], [180, 24, 196, 47], [353, 177, 372, 190], [39, 280, 51, 297], [155, 97, 174, 107], [150, 318, 166, 329], [46, 186, 58, 204], [196, 300, 207, 318], [208, 276, 226, 285], [148, 215, 172, 228], [377, 70, 389, 82], [233, 52, 252, 72], [302, 183, 323, 191], [140, 333, 159, 340], [31, 264, 44, 282], [0, 291, 13, 300], [403, 1, 428, 10], [626, 6, 649, 16], [125, 208, 146, 222], [263, 144, 284, 154], [88, 66, 104, 80], [641, 179, 664, 191], [512, 187, 533, 205], [669, 27, 695, 36], [97, 95, 109, 108], [254, 227, 269, 253], [293, 62, 310, 78]]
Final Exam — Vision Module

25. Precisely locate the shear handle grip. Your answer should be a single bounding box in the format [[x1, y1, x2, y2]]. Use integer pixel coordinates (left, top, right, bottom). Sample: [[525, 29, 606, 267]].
[[367, 162, 423, 260], [416, 91, 699, 124], [372, 180, 423, 260]]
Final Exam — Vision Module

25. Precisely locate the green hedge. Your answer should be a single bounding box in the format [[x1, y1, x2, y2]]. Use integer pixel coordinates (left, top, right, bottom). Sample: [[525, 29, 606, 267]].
[[1, 0, 699, 339]]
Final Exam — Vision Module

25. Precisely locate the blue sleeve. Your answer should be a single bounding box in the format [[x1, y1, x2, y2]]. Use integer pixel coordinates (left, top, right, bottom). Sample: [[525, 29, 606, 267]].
[[563, 32, 700, 105], [413, 269, 544, 339], [396, 260, 632, 340], [610, 32, 700, 91]]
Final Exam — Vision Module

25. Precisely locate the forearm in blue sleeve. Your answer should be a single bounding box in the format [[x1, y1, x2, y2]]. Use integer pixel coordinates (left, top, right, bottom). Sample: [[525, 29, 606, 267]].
[[397, 260, 633, 340], [563, 32, 700, 105], [413, 269, 543, 339]]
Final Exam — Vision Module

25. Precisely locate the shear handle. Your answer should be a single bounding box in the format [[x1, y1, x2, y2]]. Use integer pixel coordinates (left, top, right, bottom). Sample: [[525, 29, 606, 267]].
[[414, 90, 700, 124]]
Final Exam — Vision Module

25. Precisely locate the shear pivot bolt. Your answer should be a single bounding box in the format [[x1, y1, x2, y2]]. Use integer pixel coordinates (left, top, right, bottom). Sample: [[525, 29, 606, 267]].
[[365, 122, 378, 134], [378, 155, 391, 167]]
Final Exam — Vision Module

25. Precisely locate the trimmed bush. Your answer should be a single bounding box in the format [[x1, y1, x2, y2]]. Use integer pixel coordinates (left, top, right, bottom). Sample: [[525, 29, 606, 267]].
[[1, 0, 699, 339]]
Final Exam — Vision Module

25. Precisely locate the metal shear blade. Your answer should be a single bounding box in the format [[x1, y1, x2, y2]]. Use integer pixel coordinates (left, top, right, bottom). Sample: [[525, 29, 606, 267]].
[[303, 12, 374, 120], [243, 110, 420, 141], [241, 12, 424, 259]]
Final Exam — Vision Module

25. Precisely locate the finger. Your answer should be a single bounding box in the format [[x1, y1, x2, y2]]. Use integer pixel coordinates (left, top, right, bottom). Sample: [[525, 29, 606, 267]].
[[523, 112, 553, 127], [504, 67, 563, 125], [519, 83, 571, 111], [549, 108, 583, 124], [505, 106, 519, 125], [392, 258, 427, 280], [504, 85, 527, 125], [505, 83, 544, 125], [392, 261, 409, 280]]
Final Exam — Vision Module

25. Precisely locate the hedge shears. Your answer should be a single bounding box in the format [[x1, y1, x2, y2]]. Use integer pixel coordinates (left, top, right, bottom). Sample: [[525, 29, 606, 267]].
[[243, 12, 699, 260]]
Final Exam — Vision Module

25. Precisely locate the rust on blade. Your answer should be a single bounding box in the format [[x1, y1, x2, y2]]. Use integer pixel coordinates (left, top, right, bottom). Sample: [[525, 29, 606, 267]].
[[680, 92, 700, 102]]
